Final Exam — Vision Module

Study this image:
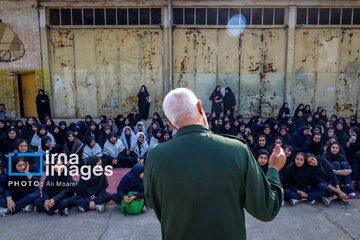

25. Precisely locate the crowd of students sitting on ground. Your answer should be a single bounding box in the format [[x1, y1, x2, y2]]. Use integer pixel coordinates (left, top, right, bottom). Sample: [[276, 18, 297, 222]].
[[0, 111, 174, 216], [0, 101, 359, 216]]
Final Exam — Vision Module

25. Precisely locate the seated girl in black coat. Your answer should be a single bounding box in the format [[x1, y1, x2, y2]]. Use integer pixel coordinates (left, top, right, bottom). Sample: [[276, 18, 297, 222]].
[[4, 157, 41, 214], [111, 163, 145, 210], [69, 157, 111, 213], [283, 152, 324, 206], [323, 142, 354, 196], [34, 159, 74, 216], [306, 154, 349, 206]]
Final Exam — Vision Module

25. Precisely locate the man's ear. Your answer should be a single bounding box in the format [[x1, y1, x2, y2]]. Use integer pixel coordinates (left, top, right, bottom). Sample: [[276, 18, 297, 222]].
[[197, 100, 203, 115], [168, 121, 178, 130]]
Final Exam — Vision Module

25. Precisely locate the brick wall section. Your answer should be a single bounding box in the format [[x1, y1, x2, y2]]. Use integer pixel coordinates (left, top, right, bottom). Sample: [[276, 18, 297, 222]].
[[0, 0, 42, 70], [0, 0, 42, 118]]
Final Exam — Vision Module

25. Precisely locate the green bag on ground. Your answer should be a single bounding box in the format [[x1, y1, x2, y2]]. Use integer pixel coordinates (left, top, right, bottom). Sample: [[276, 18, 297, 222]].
[[120, 191, 144, 215]]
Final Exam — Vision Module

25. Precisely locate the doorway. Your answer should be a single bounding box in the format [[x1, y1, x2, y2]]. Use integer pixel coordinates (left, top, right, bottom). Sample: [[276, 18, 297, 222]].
[[17, 73, 38, 118]]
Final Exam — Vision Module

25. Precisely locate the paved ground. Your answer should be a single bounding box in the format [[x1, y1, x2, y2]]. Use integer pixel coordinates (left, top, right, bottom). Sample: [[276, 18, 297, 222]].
[[0, 199, 359, 240]]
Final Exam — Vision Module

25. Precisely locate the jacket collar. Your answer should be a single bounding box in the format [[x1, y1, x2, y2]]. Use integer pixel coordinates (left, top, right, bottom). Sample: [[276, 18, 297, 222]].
[[176, 124, 211, 137]]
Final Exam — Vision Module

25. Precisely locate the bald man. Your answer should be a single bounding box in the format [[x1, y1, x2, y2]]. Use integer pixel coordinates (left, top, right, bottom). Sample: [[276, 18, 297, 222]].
[[144, 88, 285, 240]]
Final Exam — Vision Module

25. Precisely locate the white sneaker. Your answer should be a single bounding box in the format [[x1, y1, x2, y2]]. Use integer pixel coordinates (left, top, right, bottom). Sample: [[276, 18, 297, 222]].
[[96, 204, 105, 213], [0, 207, 9, 216], [61, 207, 69, 216], [143, 205, 147, 213], [22, 204, 34, 212], [321, 197, 331, 207], [290, 199, 300, 206], [281, 200, 285, 206], [309, 200, 316, 205], [77, 206, 85, 212], [349, 192, 356, 197]]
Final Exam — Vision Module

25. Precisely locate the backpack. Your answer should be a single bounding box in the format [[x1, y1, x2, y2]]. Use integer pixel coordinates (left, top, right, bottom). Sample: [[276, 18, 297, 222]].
[[120, 191, 144, 215]]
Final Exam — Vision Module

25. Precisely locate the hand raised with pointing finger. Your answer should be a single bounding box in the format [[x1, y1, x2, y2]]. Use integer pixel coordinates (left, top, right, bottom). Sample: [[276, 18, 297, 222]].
[[268, 144, 286, 172]]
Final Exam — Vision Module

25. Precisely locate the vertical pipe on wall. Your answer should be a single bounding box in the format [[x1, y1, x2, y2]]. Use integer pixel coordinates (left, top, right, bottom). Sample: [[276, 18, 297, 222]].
[[285, 6, 296, 112], [168, 0, 173, 91]]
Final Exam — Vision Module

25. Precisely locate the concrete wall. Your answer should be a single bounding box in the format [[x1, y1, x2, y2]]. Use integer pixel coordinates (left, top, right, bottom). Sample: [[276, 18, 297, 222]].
[[1, 0, 360, 118]]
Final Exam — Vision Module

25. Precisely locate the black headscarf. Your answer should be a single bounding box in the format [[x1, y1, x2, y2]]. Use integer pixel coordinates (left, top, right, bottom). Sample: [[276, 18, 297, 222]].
[[209, 85, 223, 102], [115, 114, 125, 132], [323, 142, 347, 163], [85, 115, 93, 127], [36, 124, 48, 138], [117, 163, 144, 195], [41, 135, 53, 151], [309, 156, 334, 183], [78, 156, 108, 196], [2, 128, 19, 154], [284, 154, 311, 188], [334, 121, 349, 146], [223, 87, 236, 113], [43, 160, 74, 196], [320, 110, 328, 122], [6, 156, 39, 196], [294, 104, 304, 118], [152, 112, 165, 130]]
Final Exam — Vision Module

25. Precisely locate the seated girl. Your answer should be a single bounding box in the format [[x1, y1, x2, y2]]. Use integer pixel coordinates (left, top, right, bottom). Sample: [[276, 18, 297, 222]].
[[51, 125, 65, 149], [134, 121, 146, 136], [149, 128, 163, 149], [159, 130, 171, 143], [119, 127, 138, 167], [255, 149, 269, 174], [306, 154, 349, 206], [69, 157, 111, 213], [301, 133, 323, 156], [283, 152, 324, 206], [251, 134, 271, 156], [98, 125, 112, 148], [34, 159, 74, 216], [146, 121, 161, 143], [82, 136, 103, 164], [103, 133, 128, 168], [4, 157, 41, 214], [323, 142, 355, 196], [30, 124, 56, 151], [111, 163, 146, 211], [38, 136, 61, 155], [14, 139, 40, 169], [1, 128, 19, 160], [63, 131, 84, 165], [131, 133, 150, 164]]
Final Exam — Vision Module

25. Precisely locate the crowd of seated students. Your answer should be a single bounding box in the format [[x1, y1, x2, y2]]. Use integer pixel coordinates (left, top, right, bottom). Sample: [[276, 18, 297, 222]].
[[0, 111, 173, 216], [0, 100, 359, 216], [207, 103, 359, 206]]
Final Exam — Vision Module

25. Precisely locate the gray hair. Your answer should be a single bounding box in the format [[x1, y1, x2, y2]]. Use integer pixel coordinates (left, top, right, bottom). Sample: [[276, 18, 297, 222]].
[[162, 88, 199, 128]]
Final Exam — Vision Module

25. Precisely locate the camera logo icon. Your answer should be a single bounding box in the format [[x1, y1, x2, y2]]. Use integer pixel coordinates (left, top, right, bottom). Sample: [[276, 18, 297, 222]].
[[8, 151, 43, 176]]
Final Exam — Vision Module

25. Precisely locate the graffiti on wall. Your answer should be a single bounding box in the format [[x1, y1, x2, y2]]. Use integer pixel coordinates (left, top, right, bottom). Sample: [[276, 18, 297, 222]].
[[0, 21, 25, 62]]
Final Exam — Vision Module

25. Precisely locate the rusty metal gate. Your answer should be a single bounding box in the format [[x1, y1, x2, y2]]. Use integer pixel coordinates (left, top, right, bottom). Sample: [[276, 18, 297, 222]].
[[172, 28, 286, 117], [293, 28, 360, 117], [49, 29, 164, 118]]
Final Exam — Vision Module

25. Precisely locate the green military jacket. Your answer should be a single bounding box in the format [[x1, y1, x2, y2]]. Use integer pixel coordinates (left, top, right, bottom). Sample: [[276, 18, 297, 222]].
[[144, 124, 283, 240]]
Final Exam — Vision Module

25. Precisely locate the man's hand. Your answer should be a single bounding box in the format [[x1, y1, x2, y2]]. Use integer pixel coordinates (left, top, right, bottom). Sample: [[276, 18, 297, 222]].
[[268, 144, 286, 172]]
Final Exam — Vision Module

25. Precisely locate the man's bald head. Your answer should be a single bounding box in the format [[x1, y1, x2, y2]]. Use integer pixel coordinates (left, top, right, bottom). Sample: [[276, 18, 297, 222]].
[[163, 88, 207, 129]]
